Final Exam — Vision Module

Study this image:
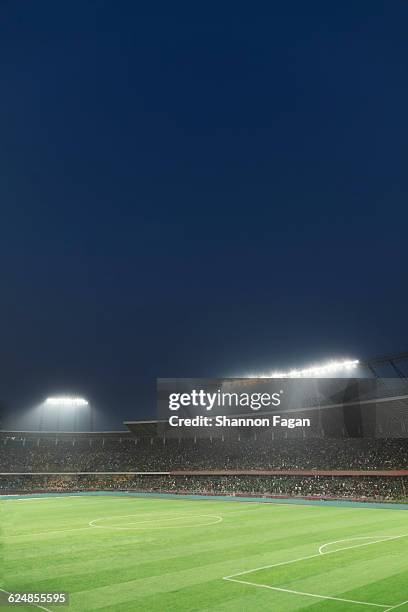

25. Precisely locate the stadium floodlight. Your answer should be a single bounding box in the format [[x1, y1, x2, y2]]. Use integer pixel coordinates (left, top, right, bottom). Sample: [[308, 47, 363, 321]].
[[254, 359, 360, 378], [44, 396, 89, 407]]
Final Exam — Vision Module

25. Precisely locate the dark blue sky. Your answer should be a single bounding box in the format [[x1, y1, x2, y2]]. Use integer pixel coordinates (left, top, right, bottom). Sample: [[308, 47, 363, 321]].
[[1, 2, 407, 428]]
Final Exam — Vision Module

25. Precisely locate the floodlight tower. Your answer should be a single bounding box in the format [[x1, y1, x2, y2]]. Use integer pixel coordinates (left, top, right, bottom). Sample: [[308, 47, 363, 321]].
[[253, 358, 360, 378], [43, 396, 90, 431]]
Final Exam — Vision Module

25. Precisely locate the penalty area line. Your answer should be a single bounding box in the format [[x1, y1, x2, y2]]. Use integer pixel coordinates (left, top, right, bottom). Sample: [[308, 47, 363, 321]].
[[223, 578, 390, 608], [384, 601, 408, 611]]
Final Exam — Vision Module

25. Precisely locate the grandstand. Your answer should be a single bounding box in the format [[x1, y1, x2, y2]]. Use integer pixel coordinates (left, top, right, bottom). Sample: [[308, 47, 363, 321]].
[[1, 364, 408, 503]]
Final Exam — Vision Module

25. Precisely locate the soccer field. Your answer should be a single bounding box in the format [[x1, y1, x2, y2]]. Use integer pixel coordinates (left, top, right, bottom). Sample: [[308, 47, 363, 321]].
[[2, 494, 408, 611]]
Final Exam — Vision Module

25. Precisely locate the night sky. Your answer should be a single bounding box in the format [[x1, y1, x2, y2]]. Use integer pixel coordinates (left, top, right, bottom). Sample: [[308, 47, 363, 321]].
[[1, 3, 407, 429]]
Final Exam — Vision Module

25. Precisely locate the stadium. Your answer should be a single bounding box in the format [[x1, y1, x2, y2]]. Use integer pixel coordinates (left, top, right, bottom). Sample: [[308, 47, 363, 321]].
[[2, 354, 408, 611], [2, 2, 407, 609]]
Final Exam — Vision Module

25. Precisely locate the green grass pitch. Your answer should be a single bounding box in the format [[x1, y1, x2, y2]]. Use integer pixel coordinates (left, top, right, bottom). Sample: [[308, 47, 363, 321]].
[[2, 494, 408, 611]]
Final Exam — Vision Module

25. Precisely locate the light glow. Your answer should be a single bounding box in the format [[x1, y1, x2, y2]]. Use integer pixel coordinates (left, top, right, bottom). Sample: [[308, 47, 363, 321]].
[[253, 359, 360, 378], [44, 396, 89, 407]]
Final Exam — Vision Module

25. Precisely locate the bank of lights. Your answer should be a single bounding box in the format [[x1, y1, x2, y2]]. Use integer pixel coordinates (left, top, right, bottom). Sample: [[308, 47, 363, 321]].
[[45, 396, 89, 407], [260, 359, 360, 378]]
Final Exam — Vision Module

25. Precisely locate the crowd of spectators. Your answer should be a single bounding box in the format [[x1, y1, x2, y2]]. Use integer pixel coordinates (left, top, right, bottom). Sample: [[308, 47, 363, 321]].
[[1, 474, 406, 502], [1, 435, 407, 471], [1, 433, 407, 501]]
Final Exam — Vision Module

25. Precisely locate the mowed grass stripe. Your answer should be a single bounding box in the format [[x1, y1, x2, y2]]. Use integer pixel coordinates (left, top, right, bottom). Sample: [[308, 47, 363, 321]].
[[6, 512, 376, 574], [93, 578, 303, 612], [279, 545, 407, 601]]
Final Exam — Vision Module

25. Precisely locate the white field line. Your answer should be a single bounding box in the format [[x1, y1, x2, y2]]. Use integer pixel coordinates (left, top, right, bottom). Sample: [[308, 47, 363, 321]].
[[0, 588, 52, 612], [384, 600, 408, 611], [2, 495, 85, 502], [3, 508, 256, 539], [223, 533, 408, 608], [224, 578, 390, 608], [224, 551, 320, 579], [89, 513, 223, 530], [4, 526, 95, 539], [319, 536, 399, 555]]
